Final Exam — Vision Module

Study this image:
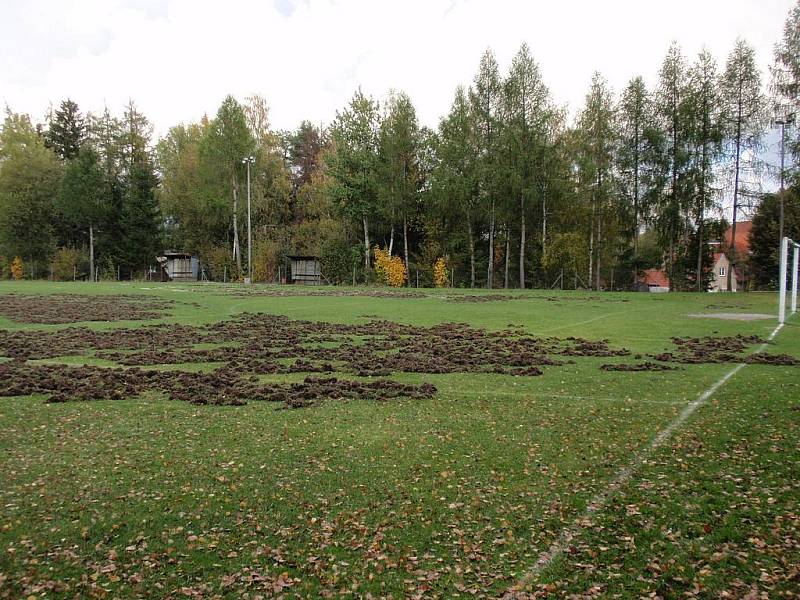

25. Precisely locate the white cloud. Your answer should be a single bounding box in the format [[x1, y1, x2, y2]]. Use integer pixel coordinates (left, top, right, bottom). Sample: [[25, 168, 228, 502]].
[[0, 0, 793, 140]]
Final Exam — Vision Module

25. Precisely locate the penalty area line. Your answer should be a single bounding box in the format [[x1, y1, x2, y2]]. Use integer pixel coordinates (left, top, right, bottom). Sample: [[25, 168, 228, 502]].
[[504, 321, 785, 597]]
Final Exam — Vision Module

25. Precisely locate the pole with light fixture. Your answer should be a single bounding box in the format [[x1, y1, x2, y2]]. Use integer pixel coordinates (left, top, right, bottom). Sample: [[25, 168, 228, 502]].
[[242, 156, 255, 283], [774, 113, 795, 246]]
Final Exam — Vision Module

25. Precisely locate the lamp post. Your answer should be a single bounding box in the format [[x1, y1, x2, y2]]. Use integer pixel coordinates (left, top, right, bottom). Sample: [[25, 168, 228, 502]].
[[242, 156, 255, 283], [775, 113, 795, 246]]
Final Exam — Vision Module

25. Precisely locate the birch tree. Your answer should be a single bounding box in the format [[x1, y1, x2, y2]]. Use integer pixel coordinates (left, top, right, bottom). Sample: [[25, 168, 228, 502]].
[[328, 89, 381, 271]]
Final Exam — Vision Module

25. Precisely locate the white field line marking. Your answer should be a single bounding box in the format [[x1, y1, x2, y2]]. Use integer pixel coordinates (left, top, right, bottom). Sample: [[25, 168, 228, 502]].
[[535, 313, 613, 334], [505, 322, 785, 596], [442, 389, 688, 405]]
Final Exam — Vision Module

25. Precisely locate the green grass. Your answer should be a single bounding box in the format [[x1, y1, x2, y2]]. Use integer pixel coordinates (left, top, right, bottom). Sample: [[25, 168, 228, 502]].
[[0, 281, 798, 598]]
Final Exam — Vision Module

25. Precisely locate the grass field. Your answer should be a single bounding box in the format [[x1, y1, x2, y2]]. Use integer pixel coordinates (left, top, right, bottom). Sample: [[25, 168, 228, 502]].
[[0, 282, 798, 599]]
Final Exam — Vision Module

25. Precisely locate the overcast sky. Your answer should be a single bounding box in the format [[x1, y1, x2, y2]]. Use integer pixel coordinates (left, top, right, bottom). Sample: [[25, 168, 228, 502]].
[[0, 0, 794, 147]]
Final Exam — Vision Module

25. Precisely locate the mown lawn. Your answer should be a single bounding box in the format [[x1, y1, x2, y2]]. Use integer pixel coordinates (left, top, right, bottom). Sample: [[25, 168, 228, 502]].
[[0, 281, 797, 598]]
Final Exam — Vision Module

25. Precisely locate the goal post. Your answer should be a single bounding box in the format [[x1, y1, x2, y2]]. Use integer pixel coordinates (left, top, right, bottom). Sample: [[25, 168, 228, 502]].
[[792, 242, 799, 314], [779, 236, 800, 324]]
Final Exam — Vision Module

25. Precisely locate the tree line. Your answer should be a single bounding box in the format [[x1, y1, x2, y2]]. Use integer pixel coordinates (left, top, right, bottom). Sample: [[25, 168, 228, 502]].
[[1, 2, 798, 289]]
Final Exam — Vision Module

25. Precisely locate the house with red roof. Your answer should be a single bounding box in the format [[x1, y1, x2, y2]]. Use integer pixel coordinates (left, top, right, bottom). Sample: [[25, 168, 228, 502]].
[[724, 220, 752, 256], [638, 268, 670, 293], [719, 220, 752, 290], [709, 252, 744, 292]]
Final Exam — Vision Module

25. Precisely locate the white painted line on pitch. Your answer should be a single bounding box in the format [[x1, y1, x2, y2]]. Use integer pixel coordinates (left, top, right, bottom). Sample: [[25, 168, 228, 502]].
[[445, 388, 688, 405], [535, 313, 613, 334], [504, 321, 785, 597]]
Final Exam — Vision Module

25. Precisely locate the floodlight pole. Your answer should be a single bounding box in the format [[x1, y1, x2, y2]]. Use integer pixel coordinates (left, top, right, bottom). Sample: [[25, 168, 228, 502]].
[[775, 114, 795, 246], [779, 236, 788, 324], [242, 156, 255, 283], [792, 244, 799, 315]]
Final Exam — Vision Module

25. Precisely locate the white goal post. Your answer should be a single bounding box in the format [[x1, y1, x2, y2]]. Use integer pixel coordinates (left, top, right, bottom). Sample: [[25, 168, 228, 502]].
[[778, 236, 800, 324]]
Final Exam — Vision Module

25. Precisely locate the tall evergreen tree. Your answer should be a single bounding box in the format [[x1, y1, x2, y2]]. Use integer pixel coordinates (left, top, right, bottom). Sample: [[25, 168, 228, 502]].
[[686, 49, 724, 290], [45, 99, 86, 161], [287, 120, 324, 190], [88, 107, 125, 265], [433, 87, 479, 287], [119, 155, 160, 275], [722, 38, 765, 291], [469, 50, 501, 288], [576, 73, 616, 290], [617, 76, 653, 268], [57, 146, 105, 280], [502, 43, 552, 288], [117, 101, 161, 274], [654, 43, 692, 289], [749, 188, 800, 288]]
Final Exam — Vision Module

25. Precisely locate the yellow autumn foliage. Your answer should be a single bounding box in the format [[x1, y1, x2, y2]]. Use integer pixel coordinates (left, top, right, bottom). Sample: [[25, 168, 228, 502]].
[[373, 247, 406, 287], [10, 256, 23, 281], [433, 257, 448, 288]]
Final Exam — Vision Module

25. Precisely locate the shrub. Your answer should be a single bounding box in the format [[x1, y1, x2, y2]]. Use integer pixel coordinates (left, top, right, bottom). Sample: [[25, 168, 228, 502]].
[[252, 238, 282, 283], [374, 247, 406, 287], [11, 256, 23, 280], [433, 257, 448, 287], [52, 247, 87, 281], [204, 246, 237, 282], [320, 238, 362, 285]]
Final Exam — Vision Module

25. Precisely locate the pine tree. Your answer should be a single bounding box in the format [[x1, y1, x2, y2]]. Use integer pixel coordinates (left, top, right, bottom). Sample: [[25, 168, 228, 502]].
[[469, 50, 501, 288], [45, 99, 86, 161], [119, 155, 160, 275], [654, 43, 692, 290], [502, 43, 552, 289], [432, 87, 479, 287], [57, 146, 105, 280], [117, 102, 161, 276], [686, 49, 724, 291], [722, 39, 765, 291], [576, 73, 616, 290], [617, 76, 651, 268], [88, 107, 125, 266]]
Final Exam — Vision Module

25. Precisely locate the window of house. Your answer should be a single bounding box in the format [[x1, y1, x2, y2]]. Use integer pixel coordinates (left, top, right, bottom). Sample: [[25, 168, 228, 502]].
[[719, 266, 725, 276]]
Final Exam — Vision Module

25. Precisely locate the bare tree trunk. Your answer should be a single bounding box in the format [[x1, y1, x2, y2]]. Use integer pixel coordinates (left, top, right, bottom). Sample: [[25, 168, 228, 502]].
[[696, 213, 704, 292], [633, 127, 640, 284], [727, 114, 742, 293], [388, 222, 394, 256], [468, 220, 475, 288], [232, 173, 242, 273], [669, 104, 678, 292], [487, 199, 495, 288], [588, 195, 595, 290], [363, 216, 371, 271], [89, 224, 95, 283], [596, 219, 602, 291], [697, 133, 707, 292], [541, 195, 547, 261], [403, 216, 410, 288], [519, 194, 526, 289], [504, 226, 510, 289]]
